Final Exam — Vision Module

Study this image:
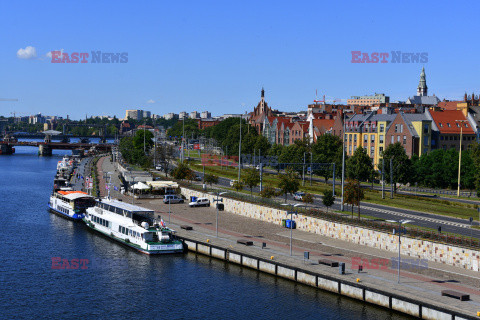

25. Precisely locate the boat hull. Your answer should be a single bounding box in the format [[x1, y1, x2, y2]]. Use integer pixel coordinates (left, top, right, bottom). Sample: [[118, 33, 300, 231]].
[[83, 220, 184, 255], [48, 204, 84, 220]]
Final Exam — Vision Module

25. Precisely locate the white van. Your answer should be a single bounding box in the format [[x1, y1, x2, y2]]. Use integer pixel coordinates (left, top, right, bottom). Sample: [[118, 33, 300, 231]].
[[189, 197, 210, 207]]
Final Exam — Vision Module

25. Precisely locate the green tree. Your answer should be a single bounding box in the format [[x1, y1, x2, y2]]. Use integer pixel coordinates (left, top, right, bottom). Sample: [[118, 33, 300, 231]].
[[344, 179, 364, 218], [268, 144, 284, 157], [322, 189, 335, 213], [242, 168, 260, 195], [204, 173, 218, 187], [171, 163, 193, 180], [346, 147, 374, 182], [279, 140, 310, 174], [232, 180, 244, 192], [133, 129, 154, 152], [259, 185, 276, 198], [278, 167, 300, 201], [303, 193, 314, 204], [253, 135, 271, 156], [311, 134, 343, 182], [382, 142, 412, 191], [166, 118, 199, 139]]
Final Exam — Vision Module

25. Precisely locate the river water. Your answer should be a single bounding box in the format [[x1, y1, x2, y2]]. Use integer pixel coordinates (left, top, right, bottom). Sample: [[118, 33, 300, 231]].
[[0, 145, 413, 319]]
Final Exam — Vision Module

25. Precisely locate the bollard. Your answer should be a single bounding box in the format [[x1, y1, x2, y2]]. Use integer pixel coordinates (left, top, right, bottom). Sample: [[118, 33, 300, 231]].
[[270, 256, 274, 260], [339, 262, 345, 275], [207, 239, 210, 243], [356, 278, 360, 283]]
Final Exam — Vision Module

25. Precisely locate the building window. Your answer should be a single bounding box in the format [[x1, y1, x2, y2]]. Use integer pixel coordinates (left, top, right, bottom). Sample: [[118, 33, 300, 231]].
[[395, 124, 398, 133], [456, 123, 460, 127], [440, 136, 444, 140], [397, 136, 400, 142], [465, 123, 469, 128], [379, 135, 384, 143], [403, 135, 406, 145], [370, 146, 374, 157], [344, 134, 347, 142], [349, 146, 352, 154], [423, 124, 429, 134], [379, 146, 383, 153], [354, 135, 357, 143], [364, 135, 368, 143], [439, 123, 443, 127], [354, 145, 357, 152], [400, 124, 403, 133], [391, 136, 394, 144], [371, 135, 375, 143], [349, 134, 352, 142], [380, 124, 384, 132], [447, 123, 451, 127]]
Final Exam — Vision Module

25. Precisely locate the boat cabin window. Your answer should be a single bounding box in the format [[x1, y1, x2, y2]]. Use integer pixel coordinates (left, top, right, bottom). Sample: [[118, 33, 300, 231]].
[[143, 232, 154, 242]]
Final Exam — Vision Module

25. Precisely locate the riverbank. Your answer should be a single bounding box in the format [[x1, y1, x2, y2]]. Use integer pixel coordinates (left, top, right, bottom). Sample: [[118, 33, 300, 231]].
[[96, 155, 480, 319]]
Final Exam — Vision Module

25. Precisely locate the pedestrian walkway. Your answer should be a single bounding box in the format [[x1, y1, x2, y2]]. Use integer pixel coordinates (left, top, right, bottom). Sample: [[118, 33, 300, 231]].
[[97, 156, 480, 318]]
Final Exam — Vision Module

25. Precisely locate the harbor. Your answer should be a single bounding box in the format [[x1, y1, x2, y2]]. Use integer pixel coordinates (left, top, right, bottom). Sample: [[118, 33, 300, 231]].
[[90, 154, 480, 319], [0, 145, 412, 319]]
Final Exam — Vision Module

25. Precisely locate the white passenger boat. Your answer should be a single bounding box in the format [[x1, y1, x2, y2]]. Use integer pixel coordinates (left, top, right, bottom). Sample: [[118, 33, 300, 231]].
[[48, 190, 96, 220], [84, 198, 184, 255]]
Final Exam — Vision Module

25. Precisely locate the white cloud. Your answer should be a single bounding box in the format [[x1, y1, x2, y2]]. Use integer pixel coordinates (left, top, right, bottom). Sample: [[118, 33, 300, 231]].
[[146, 99, 155, 104], [17, 46, 37, 59], [44, 49, 64, 60]]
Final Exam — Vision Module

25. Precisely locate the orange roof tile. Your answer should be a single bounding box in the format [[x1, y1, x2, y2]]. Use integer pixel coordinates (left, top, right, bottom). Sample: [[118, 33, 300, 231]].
[[312, 119, 335, 129], [429, 110, 474, 134]]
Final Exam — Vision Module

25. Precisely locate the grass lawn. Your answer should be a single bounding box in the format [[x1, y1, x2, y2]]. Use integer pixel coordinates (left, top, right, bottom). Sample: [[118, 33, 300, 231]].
[[190, 161, 479, 221]]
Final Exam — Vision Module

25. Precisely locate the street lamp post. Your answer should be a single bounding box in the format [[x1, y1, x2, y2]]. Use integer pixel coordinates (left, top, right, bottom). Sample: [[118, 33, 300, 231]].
[[238, 114, 242, 181], [456, 120, 467, 197], [387, 219, 413, 283], [281, 203, 304, 256], [341, 112, 346, 211], [210, 191, 228, 237]]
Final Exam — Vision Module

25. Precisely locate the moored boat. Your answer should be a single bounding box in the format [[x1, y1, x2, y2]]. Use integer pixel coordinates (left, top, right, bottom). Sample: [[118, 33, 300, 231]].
[[83, 198, 183, 254], [49, 190, 96, 220]]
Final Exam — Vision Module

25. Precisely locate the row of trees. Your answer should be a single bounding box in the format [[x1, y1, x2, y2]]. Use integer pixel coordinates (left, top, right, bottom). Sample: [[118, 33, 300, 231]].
[[345, 142, 480, 191], [122, 115, 480, 195]]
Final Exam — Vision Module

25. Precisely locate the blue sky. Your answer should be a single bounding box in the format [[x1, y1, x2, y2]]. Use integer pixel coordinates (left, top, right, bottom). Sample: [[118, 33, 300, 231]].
[[0, 0, 478, 119]]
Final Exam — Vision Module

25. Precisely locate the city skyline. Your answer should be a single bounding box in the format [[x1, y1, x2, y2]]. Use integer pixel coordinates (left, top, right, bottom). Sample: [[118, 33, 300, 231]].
[[2, 1, 480, 119]]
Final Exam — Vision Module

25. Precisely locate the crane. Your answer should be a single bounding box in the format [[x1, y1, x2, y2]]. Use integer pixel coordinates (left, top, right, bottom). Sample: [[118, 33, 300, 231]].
[[313, 90, 325, 104]]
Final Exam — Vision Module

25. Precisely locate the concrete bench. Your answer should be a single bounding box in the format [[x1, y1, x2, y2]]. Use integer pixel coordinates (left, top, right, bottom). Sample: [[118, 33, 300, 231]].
[[180, 225, 193, 230], [441, 290, 469, 301], [237, 239, 254, 246], [318, 259, 339, 267]]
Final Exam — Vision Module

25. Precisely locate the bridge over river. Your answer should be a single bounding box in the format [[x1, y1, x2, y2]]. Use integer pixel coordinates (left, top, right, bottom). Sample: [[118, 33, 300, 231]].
[[0, 140, 113, 155]]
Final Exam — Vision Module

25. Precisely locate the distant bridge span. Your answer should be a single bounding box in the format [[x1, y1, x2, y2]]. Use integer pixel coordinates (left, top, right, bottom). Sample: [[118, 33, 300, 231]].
[[0, 141, 113, 155]]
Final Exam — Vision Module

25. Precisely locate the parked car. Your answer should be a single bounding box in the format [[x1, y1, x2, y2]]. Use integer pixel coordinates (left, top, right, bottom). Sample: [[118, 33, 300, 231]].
[[163, 195, 184, 204], [293, 192, 305, 201], [155, 165, 163, 171], [189, 197, 210, 207], [229, 180, 237, 187], [194, 174, 202, 181]]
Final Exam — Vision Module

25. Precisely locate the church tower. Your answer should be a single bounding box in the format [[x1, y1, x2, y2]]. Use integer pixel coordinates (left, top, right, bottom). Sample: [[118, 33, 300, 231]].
[[417, 67, 428, 96]]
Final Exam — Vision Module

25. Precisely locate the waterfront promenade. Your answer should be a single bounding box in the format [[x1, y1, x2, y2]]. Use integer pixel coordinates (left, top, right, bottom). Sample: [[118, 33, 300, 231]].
[[95, 156, 480, 319]]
